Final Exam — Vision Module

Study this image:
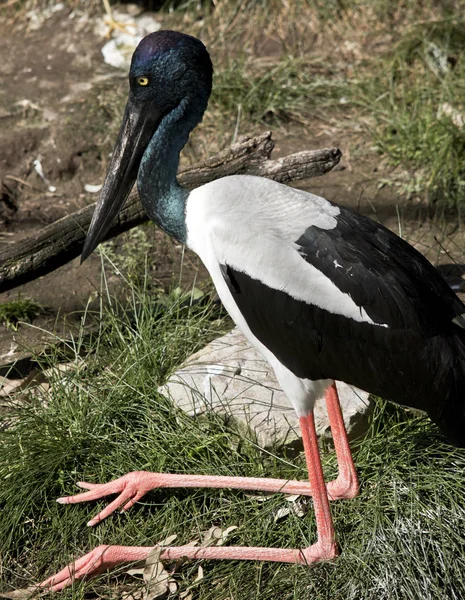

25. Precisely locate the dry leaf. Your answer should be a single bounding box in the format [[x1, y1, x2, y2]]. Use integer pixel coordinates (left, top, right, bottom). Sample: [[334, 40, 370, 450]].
[[199, 527, 222, 547], [158, 535, 177, 547], [193, 565, 204, 583], [143, 547, 177, 600], [244, 494, 272, 502], [292, 500, 307, 518], [185, 525, 239, 549], [199, 525, 238, 547], [0, 587, 43, 599], [216, 526, 238, 546], [125, 528, 235, 600], [284, 494, 301, 503], [168, 582, 178, 595], [179, 565, 204, 599], [0, 377, 23, 397], [125, 536, 177, 578], [125, 567, 145, 578], [143, 547, 163, 582], [274, 499, 308, 522], [274, 506, 291, 522]]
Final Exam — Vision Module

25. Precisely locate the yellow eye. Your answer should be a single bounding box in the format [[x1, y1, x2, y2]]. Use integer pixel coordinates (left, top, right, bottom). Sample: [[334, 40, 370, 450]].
[[137, 76, 149, 86]]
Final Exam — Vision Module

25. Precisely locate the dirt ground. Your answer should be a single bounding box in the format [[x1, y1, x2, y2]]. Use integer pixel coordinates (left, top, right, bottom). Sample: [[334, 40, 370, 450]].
[[1, 3, 464, 370]]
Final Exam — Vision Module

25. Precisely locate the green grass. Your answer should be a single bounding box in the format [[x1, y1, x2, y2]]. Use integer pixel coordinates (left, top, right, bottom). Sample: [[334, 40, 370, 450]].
[[210, 55, 344, 126], [193, 2, 465, 211], [7, 0, 465, 210], [347, 16, 465, 211], [0, 296, 42, 330], [1, 269, 465, 600]]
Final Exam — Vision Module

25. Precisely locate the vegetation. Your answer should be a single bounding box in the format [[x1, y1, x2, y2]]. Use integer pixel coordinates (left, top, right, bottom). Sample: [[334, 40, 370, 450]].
[[0, 296, 42, 330], [354, 18, 465, 210], [5, 0, 463, 209]]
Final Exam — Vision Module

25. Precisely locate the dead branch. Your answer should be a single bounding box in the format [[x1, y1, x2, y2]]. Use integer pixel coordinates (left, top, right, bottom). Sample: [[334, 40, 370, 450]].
[[0, 132, 341, 293]]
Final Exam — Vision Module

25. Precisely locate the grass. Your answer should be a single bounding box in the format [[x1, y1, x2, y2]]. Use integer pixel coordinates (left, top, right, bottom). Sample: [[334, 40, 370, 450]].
[[0, 296, 42, 330], [1, 266, 465, 600], [210, 55, 344, 127], [192, 1, 465, 211], [7, 0, 465, 209], [349, 16, 465, 211]]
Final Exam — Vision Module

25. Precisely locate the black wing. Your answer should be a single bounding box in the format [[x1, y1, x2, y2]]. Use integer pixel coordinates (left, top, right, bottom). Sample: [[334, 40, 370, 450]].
[[294, 203, 465, 334], [219, 204, 465, 426]]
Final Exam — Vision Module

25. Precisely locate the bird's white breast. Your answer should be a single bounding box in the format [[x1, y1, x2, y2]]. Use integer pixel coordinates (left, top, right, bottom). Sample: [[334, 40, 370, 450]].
[[185, 175, 377, 326]]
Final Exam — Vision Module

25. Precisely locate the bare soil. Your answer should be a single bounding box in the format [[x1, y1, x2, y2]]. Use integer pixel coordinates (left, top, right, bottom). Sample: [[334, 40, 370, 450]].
[[0, 4, 464, 369]]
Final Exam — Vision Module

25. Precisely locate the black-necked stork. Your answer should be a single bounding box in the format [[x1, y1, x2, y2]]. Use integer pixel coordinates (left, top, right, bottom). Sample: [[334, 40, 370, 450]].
[[41, 31, 465, 591]]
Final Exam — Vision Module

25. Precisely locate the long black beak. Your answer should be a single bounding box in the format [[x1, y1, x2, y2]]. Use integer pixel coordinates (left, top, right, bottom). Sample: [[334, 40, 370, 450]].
[[81, 94, 163, 262]]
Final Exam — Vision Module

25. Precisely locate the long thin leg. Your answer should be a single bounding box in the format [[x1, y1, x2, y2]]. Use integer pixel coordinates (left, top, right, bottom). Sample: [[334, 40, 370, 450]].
[[58, 472, 314, 527], [39, 412, 338, 591], [56, 384, 357, 528], [325, 383, 359, 500], [298, 413, 337, 558]]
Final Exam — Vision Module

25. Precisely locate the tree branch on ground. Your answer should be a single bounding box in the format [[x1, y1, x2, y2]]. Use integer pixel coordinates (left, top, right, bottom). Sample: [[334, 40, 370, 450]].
[[0, 132, 341, 293]]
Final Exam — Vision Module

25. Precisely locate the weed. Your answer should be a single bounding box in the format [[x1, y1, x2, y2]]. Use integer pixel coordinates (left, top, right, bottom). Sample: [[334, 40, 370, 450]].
[[99, 225, 155, 285], [0, 296, 42, 330], [210, 54, 343, 127], [343, 13, 465, 211]]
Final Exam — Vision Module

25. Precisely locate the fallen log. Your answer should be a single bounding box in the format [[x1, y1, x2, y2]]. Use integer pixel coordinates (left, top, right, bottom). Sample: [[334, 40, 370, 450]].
[[0, 132, 341, 293]]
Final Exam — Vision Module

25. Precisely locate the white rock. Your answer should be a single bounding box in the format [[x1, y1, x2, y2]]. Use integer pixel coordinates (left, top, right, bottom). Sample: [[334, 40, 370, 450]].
[[84, 183, 103, 194], [102, 34, 142, 70], [159, 327, 373, 448], [98, 13, 162, 71]]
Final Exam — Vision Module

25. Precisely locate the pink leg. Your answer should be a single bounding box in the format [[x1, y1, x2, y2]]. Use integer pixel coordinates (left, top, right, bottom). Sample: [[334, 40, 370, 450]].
[[325, 383, 359, 501], [40, 413, 338, 591], [56, 384, 356, 528], [40, 545, 155, 592], [58, 472, 314, 527]]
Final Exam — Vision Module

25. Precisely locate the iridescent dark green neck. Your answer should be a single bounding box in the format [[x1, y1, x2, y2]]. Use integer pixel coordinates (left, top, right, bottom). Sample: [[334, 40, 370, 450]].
[[137, 98, 200, 244]]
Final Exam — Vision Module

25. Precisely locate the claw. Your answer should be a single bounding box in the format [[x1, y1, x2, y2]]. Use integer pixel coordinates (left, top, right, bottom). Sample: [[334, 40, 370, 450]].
[[56, 471, 161, 526], [40, 545, 153, 592], [40, 545, 110, 592]]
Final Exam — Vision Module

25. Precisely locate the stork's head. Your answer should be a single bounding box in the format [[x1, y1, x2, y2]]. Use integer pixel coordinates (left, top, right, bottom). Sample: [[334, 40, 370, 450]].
[[81, 31, 213, 261], [130, 31, 213, 112]]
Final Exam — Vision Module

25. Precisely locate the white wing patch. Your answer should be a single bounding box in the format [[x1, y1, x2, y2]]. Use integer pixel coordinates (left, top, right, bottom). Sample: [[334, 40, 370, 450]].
[[185, 175, 388, 328]]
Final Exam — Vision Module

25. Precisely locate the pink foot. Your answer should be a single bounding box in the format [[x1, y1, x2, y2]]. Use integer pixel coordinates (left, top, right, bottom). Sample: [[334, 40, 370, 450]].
[[57, 470, 320, 526], [39, 545, 154, 592], [57, 471, 165, 526], [40, 411, 342, 592], [39, 539, 339, 591]]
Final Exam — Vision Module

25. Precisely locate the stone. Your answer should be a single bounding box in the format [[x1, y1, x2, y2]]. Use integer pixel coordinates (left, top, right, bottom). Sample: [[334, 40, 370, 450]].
[[159, 327, 373, 448]]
